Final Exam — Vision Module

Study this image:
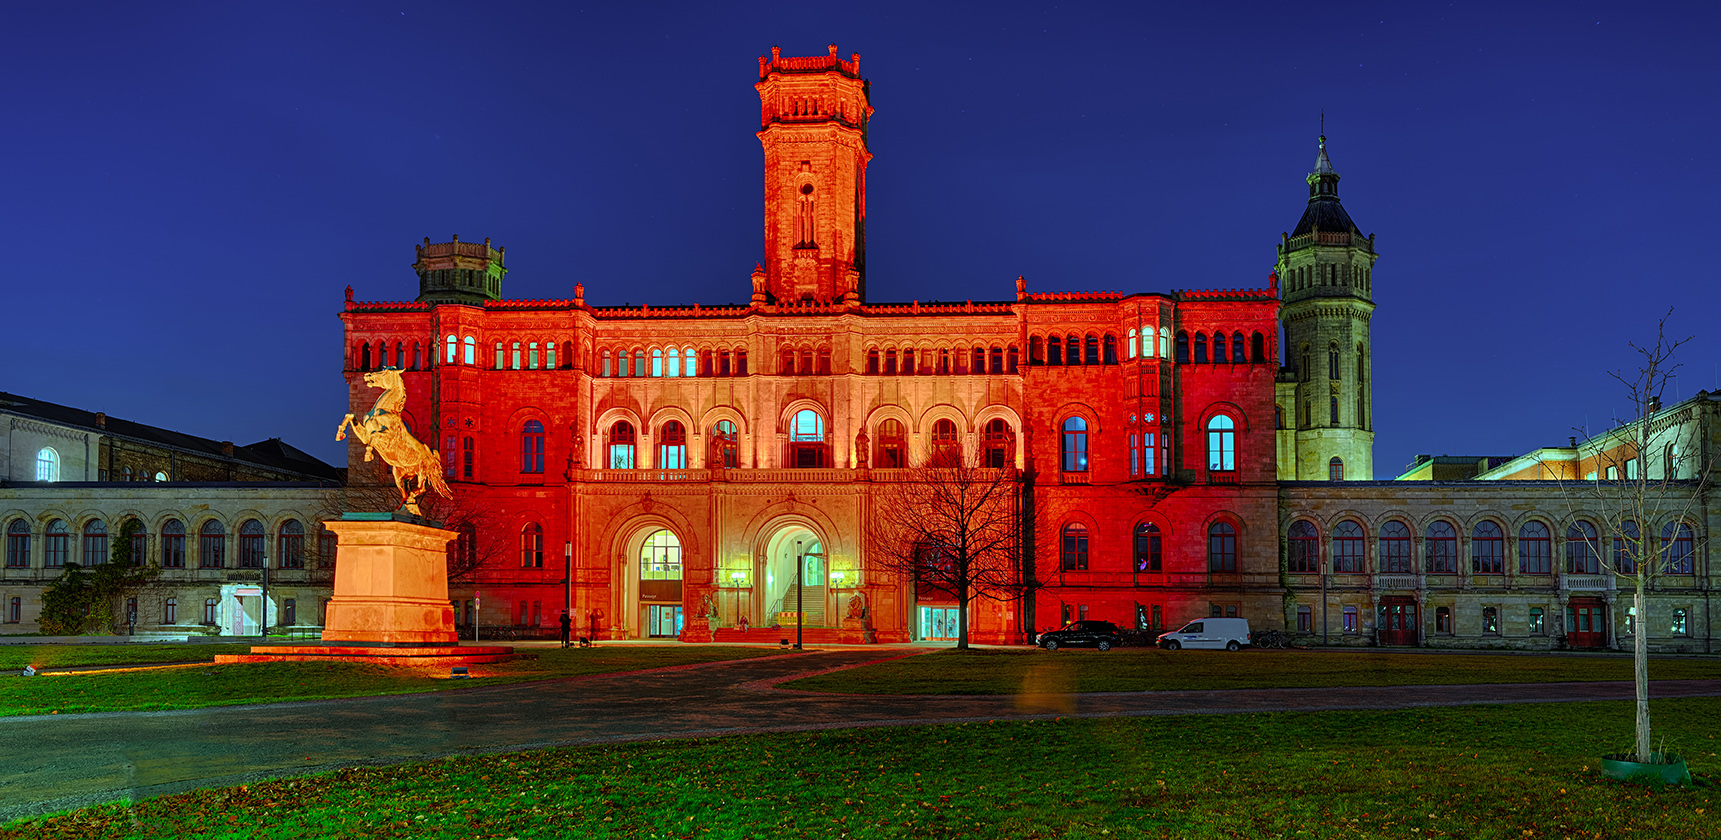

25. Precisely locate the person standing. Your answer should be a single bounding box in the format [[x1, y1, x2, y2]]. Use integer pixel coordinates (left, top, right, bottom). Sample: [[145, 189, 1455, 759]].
[[558, 609, 571, 649]]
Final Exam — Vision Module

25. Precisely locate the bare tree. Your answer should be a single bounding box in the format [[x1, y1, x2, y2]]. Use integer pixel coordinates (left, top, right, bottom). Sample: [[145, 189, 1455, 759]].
[[1554, 311, 1712, 765], [866, 455, 1023, 649]]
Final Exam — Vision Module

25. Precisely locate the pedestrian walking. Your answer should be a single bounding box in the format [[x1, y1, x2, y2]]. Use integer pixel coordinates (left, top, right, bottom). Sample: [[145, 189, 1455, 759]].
[[559, 610, 572, 648]]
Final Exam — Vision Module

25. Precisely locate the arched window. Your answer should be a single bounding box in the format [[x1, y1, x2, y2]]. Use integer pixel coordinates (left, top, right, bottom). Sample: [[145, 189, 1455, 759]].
[[712, 420, 739, 468], [1518, 522, 1551, 574], [1212, 332, 1226, 364], [877, 418, 905, 468], [801, 348, 815, 375], [1425, 521, 1457, 573], [1047, 335, 1062, 365], [279, 519, 305, 569], [607, 421, 637, 469], [5, 519, 29, 568], [1333, 521, 1365, 572], [1102, 334, 1118, 364], [990, 346, 1004, 373], [658, 420, 687, 469], [1472, 521, 1504, 574], [1604, 520, 1638, 575], [521, 420, 546, 473], [1060, 523, 1088, 571], [789, 409, 826, 467], [1134, 523, 1162, 572], [1328, 457, 1344, 481], [1330, 397, 1340, 425], [1029, 336, 1044, 365], [884, 348, 898, 375], [930, 419, 961, 466], [666, 347, 680, 378], [1064, 336, 1079, 367], [160, 520, 185, 568], [633, 349, 646, 378], [445, 334, 457, 364], [43, 519, 68, 568], [360, 343, 373, 371], [1206, 415, 1236, 472], [640, 529, 682, 580], [1207, 522, 1237, 571], [974, 346, 988, 374], [1231, 332, 1246, 364], [1380, 520, 1412, 573], [1159, 327, 1170, 358], [1061, 417, 1088, 472], [1193, 333, 1208, 363], [1127, 329, 1137, 359], [1566, 521, 1600, 574], [463, 335, 475, 365], [1288, 520, 1319, 573], [1174, 332, 1189, 363], [82, 520, 108, 565], [1251, 332, 1266, 363], [1007, 345, 1019, 373], [1661, 522, 1695, 574], [983, 418, 1013, 468], [199, 520, 226, 568], [36, 448, 59, 482], [510, 341, 522, 370], [1084, 335, 1100, 365], [815, 347, 829, 375], [866, 349, 880, 374], [1328, 344, 1340, 380], [520, 523, 544, 568], [901, 348, 915, 375], [238, 519, 265, 568], [653, 348, 665, 377]]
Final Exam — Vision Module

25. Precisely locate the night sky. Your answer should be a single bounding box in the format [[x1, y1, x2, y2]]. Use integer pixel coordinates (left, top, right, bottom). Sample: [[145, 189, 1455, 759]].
[[7, 1, 1717, 479]]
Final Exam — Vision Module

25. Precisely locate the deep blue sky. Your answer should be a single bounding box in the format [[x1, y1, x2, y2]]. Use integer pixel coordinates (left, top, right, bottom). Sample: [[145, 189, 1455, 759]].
[[7, 1, 1717, 478]]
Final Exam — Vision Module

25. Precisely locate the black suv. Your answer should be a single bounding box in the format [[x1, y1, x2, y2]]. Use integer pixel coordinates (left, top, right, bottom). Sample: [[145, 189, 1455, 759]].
[[1035, 620, 1122, 651]]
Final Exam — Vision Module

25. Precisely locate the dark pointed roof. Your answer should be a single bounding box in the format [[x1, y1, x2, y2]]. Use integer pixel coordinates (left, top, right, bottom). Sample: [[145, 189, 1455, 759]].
[[1291, 135, 1361, 237]]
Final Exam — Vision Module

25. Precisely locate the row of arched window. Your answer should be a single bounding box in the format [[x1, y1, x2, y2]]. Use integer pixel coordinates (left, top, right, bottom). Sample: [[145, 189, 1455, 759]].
[[1285, 518, 1699, 576], [600, 346, 749, 378], [1284, 262, 1370, 293], [1057, 521, 1241, 573], [1174, 331, 1271, 365], [1058, 414, 1238, 474], [4, 516, 332, 570], [865, 345, 1018, 375]]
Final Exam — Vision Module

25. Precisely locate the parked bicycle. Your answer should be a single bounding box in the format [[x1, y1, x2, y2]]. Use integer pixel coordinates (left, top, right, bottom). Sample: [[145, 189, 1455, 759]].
[[1250, 628, 1291, 649]]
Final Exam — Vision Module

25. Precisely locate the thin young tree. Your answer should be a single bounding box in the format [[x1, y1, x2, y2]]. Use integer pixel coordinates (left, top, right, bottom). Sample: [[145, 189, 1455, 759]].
[[865, 450, 1023, 649], [1555, 311, 1712, 765]]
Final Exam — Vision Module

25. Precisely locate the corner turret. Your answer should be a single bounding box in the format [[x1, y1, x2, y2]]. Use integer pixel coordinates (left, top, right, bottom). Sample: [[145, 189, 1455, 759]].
[[414, 235, 506, 305]]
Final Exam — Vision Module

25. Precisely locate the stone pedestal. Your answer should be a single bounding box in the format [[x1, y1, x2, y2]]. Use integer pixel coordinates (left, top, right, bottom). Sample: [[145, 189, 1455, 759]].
[[682, 616, 712, 643], [321, 514, 459, 645]]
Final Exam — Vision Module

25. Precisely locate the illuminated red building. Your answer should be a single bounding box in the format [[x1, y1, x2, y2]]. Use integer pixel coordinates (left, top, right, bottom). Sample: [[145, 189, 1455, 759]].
[[338, 46, 1322, 644]]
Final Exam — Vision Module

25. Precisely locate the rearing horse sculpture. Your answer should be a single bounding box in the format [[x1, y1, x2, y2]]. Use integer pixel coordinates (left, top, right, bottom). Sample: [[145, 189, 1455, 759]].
[[335, 368, 452, 517]]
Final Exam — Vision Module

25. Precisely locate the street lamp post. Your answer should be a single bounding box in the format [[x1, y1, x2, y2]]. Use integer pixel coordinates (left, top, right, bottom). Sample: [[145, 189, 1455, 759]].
[[794, 539, 803, 650], [829, 570, 844, 623], [563, 540, 572, 638], [730, 570, 746, 627]]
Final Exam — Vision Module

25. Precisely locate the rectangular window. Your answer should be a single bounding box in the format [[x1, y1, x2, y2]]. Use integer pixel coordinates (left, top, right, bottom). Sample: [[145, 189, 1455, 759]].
[[736, 351, 748, 375], [1435, 606, 1452, 635], [1143, 432, 1156, 476], [284, 598, 296, 626], [164, 598, 177, 624], [1129, 433, 1139, 477], [1528, 607, 1545, 635], [1623, 606, 1636, 635], [1671, 608, 1688, 636], [1482, 606, 1500, 635], [7, 597, 19, 623], [496, 344, 505, 369], [529, 342, 539, 370], [203, 598, 218, 625], [1151, 604, 1162, 630], [548, 343, 557, 370], [1625, 458, 1638, 479], [1342, 606, 1358, 633], [1296, 606, 1312, 632]]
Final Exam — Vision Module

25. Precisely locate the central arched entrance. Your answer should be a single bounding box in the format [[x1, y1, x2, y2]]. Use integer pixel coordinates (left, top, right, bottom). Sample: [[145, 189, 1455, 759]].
[[760, 523, 827, 628], [622, 526, 684, 638]]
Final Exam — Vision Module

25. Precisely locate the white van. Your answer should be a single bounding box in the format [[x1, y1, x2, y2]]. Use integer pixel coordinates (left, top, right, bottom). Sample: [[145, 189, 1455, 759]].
[[1157, 617, 1251, 651]]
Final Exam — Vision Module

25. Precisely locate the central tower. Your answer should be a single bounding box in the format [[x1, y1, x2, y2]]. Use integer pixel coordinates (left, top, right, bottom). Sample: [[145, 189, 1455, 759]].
[[755, 44, 873, 305]]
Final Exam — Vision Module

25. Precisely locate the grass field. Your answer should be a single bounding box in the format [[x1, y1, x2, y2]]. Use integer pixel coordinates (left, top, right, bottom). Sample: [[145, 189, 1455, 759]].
[[0, 646, 786, 716], [783, 647, 1721, 694], [5, 698, 1714, 838], [0, 643, 254, 671]]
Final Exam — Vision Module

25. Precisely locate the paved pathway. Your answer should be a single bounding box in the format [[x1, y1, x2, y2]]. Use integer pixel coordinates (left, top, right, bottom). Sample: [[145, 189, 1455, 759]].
[[5, 648, 1719, 822]]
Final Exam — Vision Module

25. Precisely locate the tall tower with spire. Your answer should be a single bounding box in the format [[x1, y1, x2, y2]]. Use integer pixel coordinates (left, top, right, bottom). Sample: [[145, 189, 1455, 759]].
[[1275, 135, 1377, 480], [755, 44, 873, 305]]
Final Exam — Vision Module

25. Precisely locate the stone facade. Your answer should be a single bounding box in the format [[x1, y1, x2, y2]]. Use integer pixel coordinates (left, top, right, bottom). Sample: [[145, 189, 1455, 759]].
[[332, 47, 1714, 653]]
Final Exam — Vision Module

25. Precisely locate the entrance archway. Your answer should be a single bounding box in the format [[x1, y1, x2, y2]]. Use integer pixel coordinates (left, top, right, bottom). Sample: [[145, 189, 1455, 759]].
[[620, 526, 684, 639], [759, 523, 827, 628]]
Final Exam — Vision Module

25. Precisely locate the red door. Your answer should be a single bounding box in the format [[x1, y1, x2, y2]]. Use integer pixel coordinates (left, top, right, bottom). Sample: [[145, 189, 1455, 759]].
[[1379, 598, 1417, 646], [1567, 599, 1606, 649]]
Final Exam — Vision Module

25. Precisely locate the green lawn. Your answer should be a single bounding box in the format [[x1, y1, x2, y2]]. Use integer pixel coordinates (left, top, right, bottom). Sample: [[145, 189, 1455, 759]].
[[783, 648, 1721, 694], [0, 643, 254, 671], [0, 646, 786, 716], [7, 699, 1715, 838]]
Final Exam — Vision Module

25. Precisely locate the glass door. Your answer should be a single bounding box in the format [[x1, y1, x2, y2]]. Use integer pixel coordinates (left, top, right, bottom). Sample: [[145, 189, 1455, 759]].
[[918, 606, 961, 641], [648, 605, 684, 638]]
